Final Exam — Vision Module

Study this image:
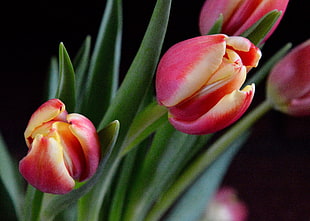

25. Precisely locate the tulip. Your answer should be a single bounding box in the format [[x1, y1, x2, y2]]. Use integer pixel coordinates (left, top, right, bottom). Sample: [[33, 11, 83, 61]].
[[19, 99, 101, 194], [156, 34, 261, 135], [199, 0, 289, 42], [267, 39, 310, 116], [203, 187, 248, 221]]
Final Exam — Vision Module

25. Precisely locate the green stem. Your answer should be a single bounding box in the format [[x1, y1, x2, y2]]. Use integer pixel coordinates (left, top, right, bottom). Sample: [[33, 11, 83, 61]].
[[145, 100, 272, 221]]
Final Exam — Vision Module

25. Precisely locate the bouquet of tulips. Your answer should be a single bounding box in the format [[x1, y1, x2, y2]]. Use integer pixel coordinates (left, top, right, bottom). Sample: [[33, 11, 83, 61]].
[[1, 0, 309, 220]]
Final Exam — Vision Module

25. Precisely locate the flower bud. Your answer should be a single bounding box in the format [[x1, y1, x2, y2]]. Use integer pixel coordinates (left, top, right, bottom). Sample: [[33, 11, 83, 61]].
[[19, 99, 101, 194], [156, 34, 261, 134], [199, 0, 289, 42], [203, 187, 248, 221], [267, 40, 310, 116]]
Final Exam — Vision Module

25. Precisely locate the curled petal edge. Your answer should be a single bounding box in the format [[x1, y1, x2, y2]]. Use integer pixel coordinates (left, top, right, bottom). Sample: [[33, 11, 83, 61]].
[[169, 84, 255, 135], [67, 113, 101, 181], [19, 135, 75, 194], [24, 99, 67, 146]]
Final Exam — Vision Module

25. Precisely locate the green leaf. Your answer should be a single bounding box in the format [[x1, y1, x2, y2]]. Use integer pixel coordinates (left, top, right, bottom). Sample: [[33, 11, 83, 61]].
[[97, 0, 172, 139], [145, 101, 272, 221], [207, 14, 223, 35], [0, 133, 24, 221], [120, 102, 167, 156], [245, 42, 292, 86], [123, 123, 212, 221], [78, 1, 172, 220], [23, 185, 44, 221], [56, 43, 76, 112], [45, 57, 59, 99], [73, 36, 92, 106], [39, 120, 120, 221], [164, 133, 249, 221], [80, 0, 122, 126], [241, 10, 281, 46], [107, 148, 138, 221]]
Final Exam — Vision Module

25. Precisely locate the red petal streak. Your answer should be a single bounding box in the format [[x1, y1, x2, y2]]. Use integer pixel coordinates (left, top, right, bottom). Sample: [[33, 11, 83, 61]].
[[19, 135, 75, 194], [169, 84, 255, 135]]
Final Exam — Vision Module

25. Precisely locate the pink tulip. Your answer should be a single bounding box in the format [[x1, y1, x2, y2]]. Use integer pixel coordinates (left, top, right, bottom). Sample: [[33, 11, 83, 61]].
[[19, 99, 101, 194], [156, 34, 261, 135], [267, 39, 310, 116], [204, 187, 248, 221], [199, 0, 289, 42]]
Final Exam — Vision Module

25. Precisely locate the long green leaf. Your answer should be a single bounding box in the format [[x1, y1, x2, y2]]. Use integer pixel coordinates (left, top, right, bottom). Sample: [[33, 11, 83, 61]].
[[56, 43, 76, 112], [98, 0, 171, 137], [120, 102, 167, 156], [165, 134, 249, 221], [39, 120, 119, 221], [80, 0, 122, 126], [78, 1, 172, 220], [123, 124, 211, 221], [0, 133, 24, 221], [23, 185, 44, 221], [73, 36, 92, 107], [45, 57, 59, 99], [107, 148, 138, 221], [145, 101, 272, 221], [241, 10, 281, 46]]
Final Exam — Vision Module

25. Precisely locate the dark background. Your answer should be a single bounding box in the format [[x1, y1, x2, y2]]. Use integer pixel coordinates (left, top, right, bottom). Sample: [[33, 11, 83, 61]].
[[1, 1, 309, 220]]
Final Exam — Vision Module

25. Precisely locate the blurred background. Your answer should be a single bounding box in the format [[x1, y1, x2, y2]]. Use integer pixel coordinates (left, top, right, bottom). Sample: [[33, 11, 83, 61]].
[[1, 0, 309, 220]]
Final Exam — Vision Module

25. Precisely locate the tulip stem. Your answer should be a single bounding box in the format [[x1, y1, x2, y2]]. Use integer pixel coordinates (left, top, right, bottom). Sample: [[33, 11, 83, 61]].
[[145, 99, 273, 221]]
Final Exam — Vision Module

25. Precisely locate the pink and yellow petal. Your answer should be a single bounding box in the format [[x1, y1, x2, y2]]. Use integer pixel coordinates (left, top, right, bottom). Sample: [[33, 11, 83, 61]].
[[169, 84, 255, 135], [67, 113, 100, 181], [53, 121, 86, 180], [24, 99, 67, 144], [199, 0, 243, 35], [156, 35, 227, 107], [226, 36, 262, 67], [169, 62, 246, 121], [19, 134, 75, 194]]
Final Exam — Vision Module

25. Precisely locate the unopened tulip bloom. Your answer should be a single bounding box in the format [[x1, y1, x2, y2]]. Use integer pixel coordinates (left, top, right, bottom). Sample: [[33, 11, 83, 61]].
[[19, 99, 100, 194], [267, 40, 310, 116], [199, 0, 289, 42], [203, 187, 248, 221], [156, 34, 261, 135]]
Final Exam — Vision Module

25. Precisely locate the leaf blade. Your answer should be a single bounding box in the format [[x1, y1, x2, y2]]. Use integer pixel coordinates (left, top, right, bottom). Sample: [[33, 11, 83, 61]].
[[56, 43, 76, 112], [0, 134, 24, 221], [80, 0, 122, 126]]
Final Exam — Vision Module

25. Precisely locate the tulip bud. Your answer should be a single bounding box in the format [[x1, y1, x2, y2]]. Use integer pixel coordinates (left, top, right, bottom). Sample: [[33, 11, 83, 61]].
[[19, 99, 101, 194], [156, 34, 261, 135], [203, 187, 248, 221], [199, 0, 289, 42], [267, 40, 310, 116]]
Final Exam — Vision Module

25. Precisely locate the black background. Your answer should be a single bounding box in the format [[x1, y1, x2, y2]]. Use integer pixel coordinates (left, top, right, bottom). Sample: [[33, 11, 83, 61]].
[[1, 1, 310, 220]]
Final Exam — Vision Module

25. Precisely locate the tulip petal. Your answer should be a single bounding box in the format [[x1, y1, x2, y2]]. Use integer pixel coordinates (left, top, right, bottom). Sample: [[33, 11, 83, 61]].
[[24, 99, 67, 147], [226, 36, 262, 67], [199, 0, 243, 35], [156, 35, 227, 107], [19, 134, 75, 194], [53, 122, 86, 180], [169, 61, 246, 121], [230, 0, 289, 41], [67, 113, 100, 181], [169, 84, 255, 135]]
